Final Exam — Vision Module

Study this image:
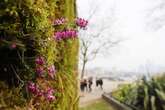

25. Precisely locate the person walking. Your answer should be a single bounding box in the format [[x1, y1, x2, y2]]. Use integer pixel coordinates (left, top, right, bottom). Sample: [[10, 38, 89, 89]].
[[96, 78, 103, 90], [88, 77, 93, 92]]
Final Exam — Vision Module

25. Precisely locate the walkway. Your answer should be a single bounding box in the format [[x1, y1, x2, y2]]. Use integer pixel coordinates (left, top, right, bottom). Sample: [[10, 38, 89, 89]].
[[79, 79, 131, 107], [80, 99, 116, 110]]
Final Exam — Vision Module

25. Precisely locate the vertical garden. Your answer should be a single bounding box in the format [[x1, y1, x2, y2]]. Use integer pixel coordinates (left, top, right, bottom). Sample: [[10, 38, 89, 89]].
[[0, 0, 81, 109]]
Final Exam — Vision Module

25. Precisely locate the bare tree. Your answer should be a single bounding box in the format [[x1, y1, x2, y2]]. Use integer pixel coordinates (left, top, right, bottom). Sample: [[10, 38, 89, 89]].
[[78, 0, 120, 79], [79, 34, 120, 79], [147, 0, 165, 30]]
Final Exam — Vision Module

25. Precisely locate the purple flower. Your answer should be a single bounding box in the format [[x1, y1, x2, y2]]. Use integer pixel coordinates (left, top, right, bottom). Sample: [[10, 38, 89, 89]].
[[46, 95, 55, 101], [66, 30, 71, 37], [47, 88, 54, 95], [27, 82, 44, 97], [45, 88, 55, 101], [47, 65, 56, 78], [11, 43, 17, 49], [71, 30, 77, 38], [35, 56, 45, 65], [27, 82, 37, 94], [53, 17, 68, 25], [75, 18, 88, 29], [54, 32, 62, 41], [54, 29, 78, 41], [36, 89, 44, 97], [36, 66, 44, 77], [61, 31, 66, 39]]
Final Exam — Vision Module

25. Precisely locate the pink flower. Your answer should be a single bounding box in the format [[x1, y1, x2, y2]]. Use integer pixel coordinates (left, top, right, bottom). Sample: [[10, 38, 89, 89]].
[[53, 17, 68, 25], [46, 95, 55, 101], [66, 30, 71, 37], [35, 56, 45, 65], [36, 66, 44, 77], [54, 30, 77, 41], [70, 30, 77, 38], [54, 32, 63, 41], [45, 88, 55, 101], [27, 82, 44, 97], [47, 65, 56, 78], [27, 82, 37, 94], [75, 18, 88, 29], [36, 89, 44, 97], [47, 88, 54, 95], [61, 31, 66, 39], [11, 43, 17, 49]]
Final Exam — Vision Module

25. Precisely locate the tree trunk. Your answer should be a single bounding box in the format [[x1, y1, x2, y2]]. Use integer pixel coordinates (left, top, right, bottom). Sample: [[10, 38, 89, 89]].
[[81, 60, 87, 79]]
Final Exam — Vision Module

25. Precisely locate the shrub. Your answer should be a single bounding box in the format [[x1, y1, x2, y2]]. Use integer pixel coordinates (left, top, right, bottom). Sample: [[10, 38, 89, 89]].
[[112, 74, 165, 110]]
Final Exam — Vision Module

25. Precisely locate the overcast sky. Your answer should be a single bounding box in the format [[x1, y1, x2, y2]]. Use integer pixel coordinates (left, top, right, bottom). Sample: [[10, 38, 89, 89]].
[[77, 0, 165, 73]]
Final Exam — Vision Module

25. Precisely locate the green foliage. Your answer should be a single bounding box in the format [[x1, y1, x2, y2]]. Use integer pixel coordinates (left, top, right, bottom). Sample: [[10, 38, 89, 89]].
[[0, 0, 56, 81], [0, 81, 26, 109], [112, 74, 165, 110], [111, 84, 138, 106]]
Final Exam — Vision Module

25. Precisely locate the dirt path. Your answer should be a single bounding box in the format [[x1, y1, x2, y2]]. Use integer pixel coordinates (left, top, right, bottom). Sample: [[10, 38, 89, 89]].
[[79, 79, 131, 107]]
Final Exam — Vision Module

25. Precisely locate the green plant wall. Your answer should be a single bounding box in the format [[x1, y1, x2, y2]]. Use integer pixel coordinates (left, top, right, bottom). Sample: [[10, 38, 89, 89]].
[[0, 0, 79, 109], [54, 0, 79, 109]]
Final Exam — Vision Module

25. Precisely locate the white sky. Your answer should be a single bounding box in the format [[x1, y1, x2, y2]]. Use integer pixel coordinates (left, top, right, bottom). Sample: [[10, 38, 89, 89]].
[[77, 0, 165, 73]]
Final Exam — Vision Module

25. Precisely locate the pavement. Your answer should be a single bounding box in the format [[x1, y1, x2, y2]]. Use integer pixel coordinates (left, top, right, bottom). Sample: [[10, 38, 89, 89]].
[[79, 79, 131, 107]]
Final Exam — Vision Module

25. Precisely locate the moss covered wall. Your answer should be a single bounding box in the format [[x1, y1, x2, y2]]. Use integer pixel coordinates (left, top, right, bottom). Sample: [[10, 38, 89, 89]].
[[54, 0, 79, 109], [0, 0, 79, 110]]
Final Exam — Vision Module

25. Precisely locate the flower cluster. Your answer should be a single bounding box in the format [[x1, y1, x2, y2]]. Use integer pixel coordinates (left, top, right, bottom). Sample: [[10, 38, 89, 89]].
[[35, 56, 45, 65], [53, 17, 68, 26], [75, 17, 88, 29], [35, 66, 45, 77], [45, 88, 55, 101], [27, 17, 89, 102], [54, 29, 77, 41], [35, 56, 56, 78], [27, 82, 55, 101], [27, 56, 57, 102], [35, 56, 45, 77], [27, 82, 43, 97], [52, 17, 88, 41]]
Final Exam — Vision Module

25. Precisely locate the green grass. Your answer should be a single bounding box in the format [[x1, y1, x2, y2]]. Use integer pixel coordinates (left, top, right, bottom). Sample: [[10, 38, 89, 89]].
[[80, 99, 116, 110]]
